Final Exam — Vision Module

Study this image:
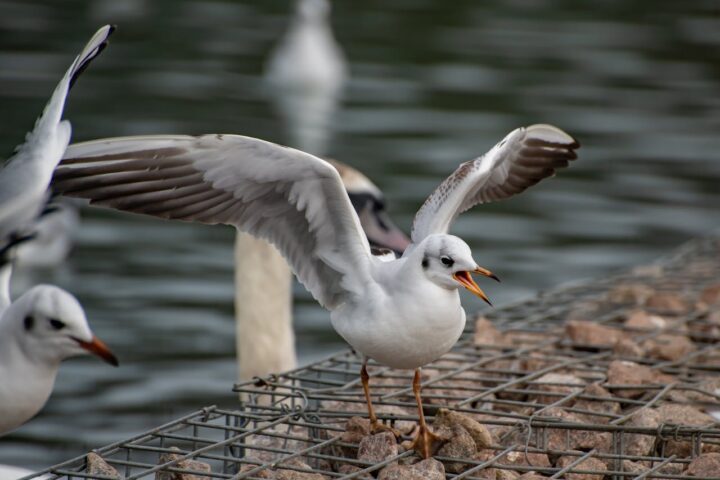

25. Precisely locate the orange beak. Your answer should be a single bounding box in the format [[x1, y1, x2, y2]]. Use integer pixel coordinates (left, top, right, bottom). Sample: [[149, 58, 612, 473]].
[[74, 335, 119, 366], [452, 267, 499, 306], [474, 266, 500, 283]]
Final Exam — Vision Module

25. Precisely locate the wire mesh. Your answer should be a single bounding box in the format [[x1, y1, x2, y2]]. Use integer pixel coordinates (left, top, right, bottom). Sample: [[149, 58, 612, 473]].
[[29, 236, 720, 479]]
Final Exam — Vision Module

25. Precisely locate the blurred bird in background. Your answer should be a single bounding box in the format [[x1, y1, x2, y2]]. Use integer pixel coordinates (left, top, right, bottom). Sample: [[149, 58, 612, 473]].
[[264, 0, 347, 157]]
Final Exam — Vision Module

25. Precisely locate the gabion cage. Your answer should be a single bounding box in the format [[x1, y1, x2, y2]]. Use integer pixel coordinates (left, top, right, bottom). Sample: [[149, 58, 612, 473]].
[[29, 236, 720, 479]]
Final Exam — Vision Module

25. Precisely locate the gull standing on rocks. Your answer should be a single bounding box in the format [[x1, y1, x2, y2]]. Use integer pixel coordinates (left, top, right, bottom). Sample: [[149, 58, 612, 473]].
[[0, 25, 118, 436], [53, 124, 579, 458]]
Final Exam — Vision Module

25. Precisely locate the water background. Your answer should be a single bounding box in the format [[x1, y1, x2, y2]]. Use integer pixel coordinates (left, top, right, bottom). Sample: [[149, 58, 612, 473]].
[[0, 0, 719, 469]]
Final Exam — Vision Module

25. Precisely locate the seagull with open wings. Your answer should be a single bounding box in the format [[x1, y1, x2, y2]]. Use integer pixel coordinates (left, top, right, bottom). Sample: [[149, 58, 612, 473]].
[[53, 123, 579, 457]]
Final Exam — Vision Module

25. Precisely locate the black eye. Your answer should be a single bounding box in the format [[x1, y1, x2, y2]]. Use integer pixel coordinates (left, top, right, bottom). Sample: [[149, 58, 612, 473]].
[[24, 316, 34, 331], [49, 319, 66, 330], [372, 197, 386, 212], [441, 256, 454, 267]]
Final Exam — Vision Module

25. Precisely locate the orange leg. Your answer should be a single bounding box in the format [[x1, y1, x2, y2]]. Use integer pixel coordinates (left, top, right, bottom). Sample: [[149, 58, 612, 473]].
[[409, 368, 442, 458], [361, 360, 400, 436]]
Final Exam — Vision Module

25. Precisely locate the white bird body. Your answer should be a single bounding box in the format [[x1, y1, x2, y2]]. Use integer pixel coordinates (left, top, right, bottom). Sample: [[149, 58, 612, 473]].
[[0, 297, 59, 434], [332, 248, 466, 369]]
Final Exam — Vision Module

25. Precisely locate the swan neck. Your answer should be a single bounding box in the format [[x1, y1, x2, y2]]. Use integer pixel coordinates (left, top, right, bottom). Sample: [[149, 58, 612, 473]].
[[234, 233, 296, 384]]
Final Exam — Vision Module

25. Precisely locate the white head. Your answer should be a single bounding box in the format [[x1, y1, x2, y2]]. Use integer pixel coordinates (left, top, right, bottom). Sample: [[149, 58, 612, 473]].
[[417, 234, 498, 304], [10, 285, 118, 367]]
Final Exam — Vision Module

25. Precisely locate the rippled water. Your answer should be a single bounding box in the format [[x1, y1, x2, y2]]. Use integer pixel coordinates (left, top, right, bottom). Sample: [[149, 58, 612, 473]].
[[1, 0, 719, 470]]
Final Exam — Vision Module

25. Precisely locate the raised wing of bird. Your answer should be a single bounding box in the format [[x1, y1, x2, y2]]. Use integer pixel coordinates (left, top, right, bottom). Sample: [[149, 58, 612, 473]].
[[411, 124, 579, 244], [54, 135, 373, 309], [0, 25, 114, 245]]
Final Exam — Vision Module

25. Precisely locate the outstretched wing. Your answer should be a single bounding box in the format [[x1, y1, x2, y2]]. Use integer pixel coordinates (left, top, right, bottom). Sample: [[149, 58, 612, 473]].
[[411, 124, 579, 243], [0, 25, 113, 244], [54, 135, 373, 309]]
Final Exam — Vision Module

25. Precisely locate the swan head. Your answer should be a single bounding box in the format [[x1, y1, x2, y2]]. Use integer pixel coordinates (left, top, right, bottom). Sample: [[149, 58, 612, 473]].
[[12, 285, 118, 367], [329, 159, 411, 255], [418, 234, 498, 305], [297, 0, 331, 22]]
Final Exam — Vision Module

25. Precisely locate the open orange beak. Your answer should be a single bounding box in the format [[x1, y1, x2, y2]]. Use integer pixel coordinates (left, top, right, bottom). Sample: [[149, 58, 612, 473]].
[[74, 335, 119, 366], [452, 267, 499, 306], [474, 266, 500, 283]]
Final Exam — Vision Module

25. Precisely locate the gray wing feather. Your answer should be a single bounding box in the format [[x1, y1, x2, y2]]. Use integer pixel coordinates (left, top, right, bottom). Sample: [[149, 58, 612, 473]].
[[411, 124, 579, 243], [55, 134, 372, 309]]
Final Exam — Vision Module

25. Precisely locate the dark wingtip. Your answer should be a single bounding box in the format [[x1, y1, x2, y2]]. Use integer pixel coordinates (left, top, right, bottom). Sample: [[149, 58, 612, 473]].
[[0, 232, 37, 266], [370, 247, 394, 257], [68, 25, 116, 90], [40, 204, 60, 217]]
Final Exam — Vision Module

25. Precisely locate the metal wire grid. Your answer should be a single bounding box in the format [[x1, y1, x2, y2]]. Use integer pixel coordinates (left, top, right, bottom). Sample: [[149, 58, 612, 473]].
[[30, 236, 720, 479]]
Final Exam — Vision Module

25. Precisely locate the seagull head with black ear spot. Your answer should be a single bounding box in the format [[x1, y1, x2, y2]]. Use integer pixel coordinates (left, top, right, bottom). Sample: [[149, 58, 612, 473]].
[[419, 235, 499, 305], [14, 286, 118, 367]]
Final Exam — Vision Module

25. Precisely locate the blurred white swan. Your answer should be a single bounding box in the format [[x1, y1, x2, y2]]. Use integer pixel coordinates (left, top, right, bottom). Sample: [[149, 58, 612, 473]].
[[264, 0, 347, 156]]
